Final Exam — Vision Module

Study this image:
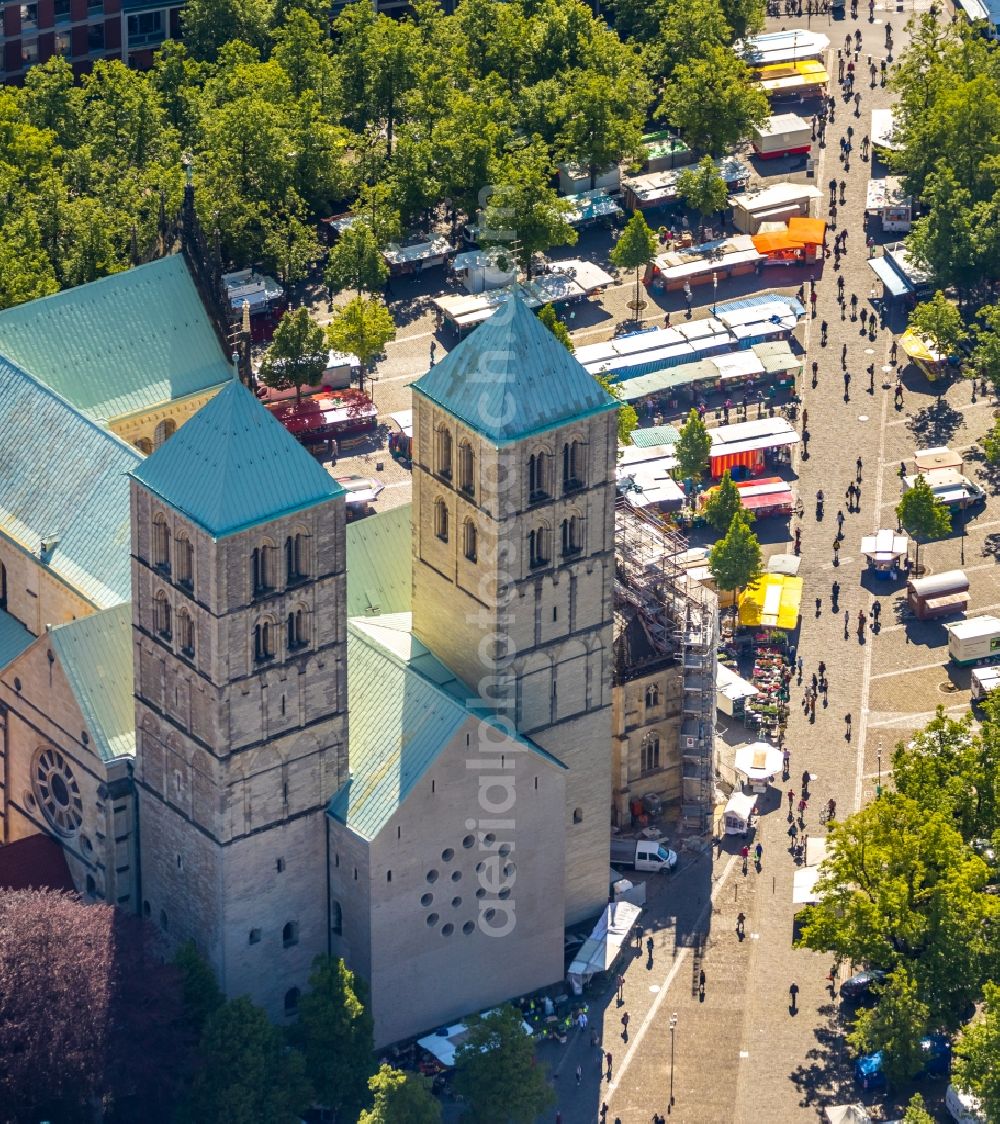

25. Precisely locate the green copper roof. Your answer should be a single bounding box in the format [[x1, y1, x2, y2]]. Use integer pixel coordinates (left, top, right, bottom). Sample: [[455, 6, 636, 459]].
[[0, 609, 34, 670], [345, 504, 412, 618], [412, 296, 618, 445], [49, 605, 135, 762], [0, 256, 233, 425], [328, 614, 564, 840], [0, 355, 139, 608], [132, 380, 344, 538]]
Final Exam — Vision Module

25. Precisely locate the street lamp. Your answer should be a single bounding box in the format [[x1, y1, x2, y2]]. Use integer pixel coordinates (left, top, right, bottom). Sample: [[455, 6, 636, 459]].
[[877, 739, 883, 797], [712, 271, 718, 316], [668, 1012, 678, 1114]]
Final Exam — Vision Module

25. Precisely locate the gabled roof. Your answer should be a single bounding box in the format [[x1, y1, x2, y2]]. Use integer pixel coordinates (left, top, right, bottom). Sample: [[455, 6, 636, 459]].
[[345, 504, 412, 618], [0, 256, 233, 425], [131, 380, 344, 538], [329, 614, 564, 841], [0, 356, 140, 609], [412, 296, 617, 445], [0, 609, 34, 670], [49, 605, 135, 763]]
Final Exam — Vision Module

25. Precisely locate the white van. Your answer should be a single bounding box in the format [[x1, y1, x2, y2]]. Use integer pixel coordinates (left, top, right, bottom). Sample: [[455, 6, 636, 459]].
[[946, 1084, 985, 1124]]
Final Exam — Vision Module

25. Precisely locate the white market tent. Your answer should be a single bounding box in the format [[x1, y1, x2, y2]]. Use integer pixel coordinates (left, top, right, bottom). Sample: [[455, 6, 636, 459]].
[[566, 901, 642, 995], [387, 409, 413, 437], [824, 1105, 873, 1124], [737, 28, 830, 65], [871, 108, 902, 152], [723, 790, 758, 834], [860, 529, 908, 564], [417, 1015, 534, 1068], [717, 663, 759, 716], [734, 741, 784, 781]]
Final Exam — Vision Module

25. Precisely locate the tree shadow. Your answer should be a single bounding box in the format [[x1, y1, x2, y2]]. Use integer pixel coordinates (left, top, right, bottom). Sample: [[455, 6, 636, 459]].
[[905, 401, 964, 446]]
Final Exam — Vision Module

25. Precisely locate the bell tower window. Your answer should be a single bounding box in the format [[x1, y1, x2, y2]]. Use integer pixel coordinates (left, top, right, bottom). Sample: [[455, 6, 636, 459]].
[[287, 608, 307, 651], [561, 515, 581, 557], [175, 533, 193, 589], [463, 520, 477, 563], [436, 428, 453, 480], [529, 527, 549, 569], [153, 591, 172, 639], [178, 609, 195, 657], [251, 545, 274, 597], [254, 620, 275, 663], [434, 499, 449, 542], [152, 515, 171, 573], [563, 440, 584, 493], [458, 442, 475, 497], [528, 452, 548, 502], [285, 533, 306, 584]]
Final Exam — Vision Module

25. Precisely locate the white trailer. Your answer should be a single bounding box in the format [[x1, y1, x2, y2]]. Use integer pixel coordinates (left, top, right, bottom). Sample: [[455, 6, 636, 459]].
[[971, 665, 1000, 702], [751, 114, 812, 159], [946, 615, 1000, 666]]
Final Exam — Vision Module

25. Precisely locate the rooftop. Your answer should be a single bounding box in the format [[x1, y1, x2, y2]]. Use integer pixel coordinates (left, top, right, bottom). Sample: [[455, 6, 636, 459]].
[[0, 256, 233, 425], [132, 380, 344, 538], [49, 605, 135, 763], [0, 355, 140, 609], [412, 296, 618, 445], [0, 609, 34, 670], [345, 504, 412, 618]]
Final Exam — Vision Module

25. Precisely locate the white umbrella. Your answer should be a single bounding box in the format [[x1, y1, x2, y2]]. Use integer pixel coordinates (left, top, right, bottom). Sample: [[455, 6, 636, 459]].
[[734, 741, 785, 781], [859, 528, 907, 563]]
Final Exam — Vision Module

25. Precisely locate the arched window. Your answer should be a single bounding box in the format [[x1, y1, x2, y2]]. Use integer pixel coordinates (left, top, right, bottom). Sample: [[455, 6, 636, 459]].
[[434, 499, 449, 542], [563, 439, 584, 492], [331, 900, 343, 935], [153, 591, 172, 639], [152, 514, 171, 572], [282, 921, 299, 948], [285, 533, 306, 584], [251, 544, 274, 596], [287, 608, 307, 651], [528, 451, 548, 501], [175, 533, 193, 589], [458, 441, 475, 496], [573, 807, 583, 824], [153, 418, 177, 449], [135, 437, 153, 455], [463, 520, 477, 563], [641, 733, 661, 774], [645, 684, 660, 708], [178, 609, 195, 657], [284, 987, 300, 1016], [85, 874, 96, 896], [529, 526, 549, 569], [160, 909, 169, 932], [561, 515, 581, 556], [436, 427, 453, 479], [254, 619, 275, 663]]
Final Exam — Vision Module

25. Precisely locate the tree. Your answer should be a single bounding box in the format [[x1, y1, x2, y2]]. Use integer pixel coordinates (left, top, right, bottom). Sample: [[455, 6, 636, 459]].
[[674, 408, 712, 486], [261, 200, 322, 285], [645, 0, 731, 83], [181, 0, 274, 61], [658, 45, 769, 156], [537, 302, 574, 352], [288, 955, 375, 1119], [181, 996, 312, 1124], [895, 474, 952, 573], [847, 967, 931, 1086], [973, 303, 1000, 393], [708, 512, 762, 615], [453, 1005, 555, 1124], [480, 140, 577, 278], [327, 295, 396, 375], [702, 470, 752, 534], [982, 416, 1000, 465], [325, 221, 389, 296], [677, 155, 730, 240], [796, 793, 993, 1028], [0, 211, 59, 310], [554, 70, 649, 190], [909, 291, 967, 363], [593, 368, 638, 447], [953, 981, 1000, 1124], [0, 890, 187, 1124], [905, 163, 979, 297], [358, 1065, 442, 1124], [259, 307, 328, 402], [902, 1093, 936, 1124], [173, 940, 224, 1037], [610, 211, 658, 317]]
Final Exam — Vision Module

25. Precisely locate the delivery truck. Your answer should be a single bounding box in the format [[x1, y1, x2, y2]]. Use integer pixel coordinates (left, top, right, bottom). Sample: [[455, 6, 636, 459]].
[[946, 615, 1000, 666], [610, 838, 678, 872]]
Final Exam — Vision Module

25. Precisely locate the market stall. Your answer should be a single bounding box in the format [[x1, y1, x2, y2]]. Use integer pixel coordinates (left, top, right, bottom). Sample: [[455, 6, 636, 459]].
[[643, 235, 764, 291], [906, 570, 970, 621], [701, 476, 794, 519], [566, 901, 642, 995], [865, 177, 912, 233], [913, 446, 964, 473], [382, 237, 454, 276], [753, 59, 829, 98], [737, 28, 830, 65], [742, 637, 793, 735], [750, 112, 812, 159], [971, 664, 1000, 702], [859, 528, 908, 578], [417, 1015, 534, 1068], [899, 328, 956, 381], [707, 416, 801, 477], [621, 157, 749, 212], [738, 574, 803, 629], [734, 741, 785, 792], [562, 190, 623, 228], [722, 791, 758, 835], [867, 241, 931, 305], [716, 662, 759, 717], [732, 184, 823, 235]]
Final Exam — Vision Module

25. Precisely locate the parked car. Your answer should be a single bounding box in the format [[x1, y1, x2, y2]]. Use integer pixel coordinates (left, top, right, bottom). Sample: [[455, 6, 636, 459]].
[[839, 969, 887, 1004], [854, 1034, 951, 1090]]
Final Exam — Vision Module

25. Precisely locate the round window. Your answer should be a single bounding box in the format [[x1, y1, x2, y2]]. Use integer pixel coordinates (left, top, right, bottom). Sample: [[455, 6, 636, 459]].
[[427, 912, 439, 926], [462, 834, 476, 849], [32, 747, 83, 836], [463, 921, 476, 935], [441, 923, 454, 937], [426, 869, 439, 884], [441, 847, 455, 862], [420, 893, 433, 907], [451, 870, 462, 882]]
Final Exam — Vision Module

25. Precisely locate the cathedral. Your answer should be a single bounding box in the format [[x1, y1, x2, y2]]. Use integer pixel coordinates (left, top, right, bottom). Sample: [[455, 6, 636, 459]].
[[0, 257, 621, 1046]]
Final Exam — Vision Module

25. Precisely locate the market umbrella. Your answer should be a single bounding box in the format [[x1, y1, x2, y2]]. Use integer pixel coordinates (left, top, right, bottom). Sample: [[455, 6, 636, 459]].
[[734, 741, 785, 781]]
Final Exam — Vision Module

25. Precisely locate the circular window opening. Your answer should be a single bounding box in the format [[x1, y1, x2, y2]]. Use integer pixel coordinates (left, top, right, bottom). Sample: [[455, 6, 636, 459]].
[[426, 912, 439, 926], [499, 887, 511, 900], [451, 870, 462, 882], [452, 896, 462, 908], [483, 832, 496, 845], [476, 887, 486, 899], [475, 860, 485, 873], [50, 773, 70, 808], [441, 847, 455, 862], [463, 921, 476, 935], [441, 923, 454, 937], [504, 862, 516, 878], [426, 869, 439, 884], [484, 908, 496, 921], [420, 893, 433, 907], [462, 834, 476, 849], [498, 843, 512, 858]]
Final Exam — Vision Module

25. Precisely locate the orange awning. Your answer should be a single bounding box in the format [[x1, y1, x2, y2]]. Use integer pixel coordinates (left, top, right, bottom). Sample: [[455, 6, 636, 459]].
[[787, 216, 827, 245], [752, 231, 805, 253]]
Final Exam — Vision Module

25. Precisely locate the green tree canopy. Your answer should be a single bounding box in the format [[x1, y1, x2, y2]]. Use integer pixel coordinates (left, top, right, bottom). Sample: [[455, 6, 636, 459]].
[[453, 1005, 555, 1124], [358, 1064, 442, 1124], [537, 302, 574, 351], [610, 210, 657, 315], [847, 967, 931, 1085], [677, 155, 729, 239], [708, 511, 762, 605], [973, 303, 1000, 392], [326, 295, 396, 373], [701, 470, 752, 534], [172, 940, 224, 1037], [259, 306, 328, 401], [953, 981, 1000, 1123], [180, 996, 312, 1124], [181, 0, 274, 61], [554, 69, 649, 190], [325, 220, 389, 295], [901, 1093, 936, 1124], [908, 291, 967, 361], [674, 408, 712, 485], [288, 955, 375, 1119], [895, 474, 952, 572]]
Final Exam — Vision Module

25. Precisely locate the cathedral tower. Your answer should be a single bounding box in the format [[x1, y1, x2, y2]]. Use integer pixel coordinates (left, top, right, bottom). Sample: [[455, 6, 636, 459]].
[[410, 298, 618, 924], [130, 380, 348, 1017]]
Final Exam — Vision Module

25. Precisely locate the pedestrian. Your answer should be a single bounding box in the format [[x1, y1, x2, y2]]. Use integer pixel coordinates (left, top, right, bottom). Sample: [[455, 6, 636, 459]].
[[736, 911, 746, 937], [606, 1051, 613, 1080], [797, 655, 803, 678], [850, 293, 858, 317], [802, 768, 810, 792], [699, 969, 706, 994], [856, 456, 863, 482], [740, 843, 750, 873], [845, 712, 852, 735], [577, 1064, 583, 1085], [801, 407, 808, 429], [855, 91, 862, 115], [890, 338, 898, 363], [836, 508, 845, 532], [858, 609, 866, 633], [844, 610, 850, 640], [754, 842, 763, 864], [872, 601, 881, 625], [844, 371, 851, 398], [621, 1011, 629, 1039], [810, 288, 817, 314], [646, 936, 654, 959], [811, 671, 818, 692], [833, 537, 840, 564], [787, 788, 795, 810], [617, 972, 625, 1004], [841, 342, 848, 367]]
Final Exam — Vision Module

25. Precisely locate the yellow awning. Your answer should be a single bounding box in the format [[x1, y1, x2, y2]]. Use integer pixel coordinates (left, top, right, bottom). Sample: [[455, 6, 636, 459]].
[[738, 573, 803, 629]]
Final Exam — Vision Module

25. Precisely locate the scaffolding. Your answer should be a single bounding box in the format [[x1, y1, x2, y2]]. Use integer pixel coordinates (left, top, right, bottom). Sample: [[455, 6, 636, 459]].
[[615, 498, 718, 834]]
